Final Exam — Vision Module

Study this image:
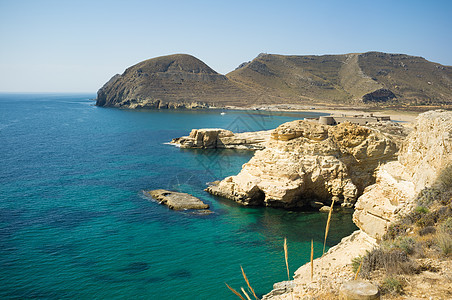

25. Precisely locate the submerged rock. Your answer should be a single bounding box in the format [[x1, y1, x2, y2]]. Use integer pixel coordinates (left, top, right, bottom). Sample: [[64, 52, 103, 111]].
[[145, 189, 209, 210], [206, 120, 399, 209]]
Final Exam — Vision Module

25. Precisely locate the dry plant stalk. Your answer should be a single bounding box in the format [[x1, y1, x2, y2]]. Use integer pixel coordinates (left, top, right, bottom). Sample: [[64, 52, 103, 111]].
[[284, 237, 290, 280], [240, 287, 252, 300], [241, 266, 258, 300], [354, 259, 363, 280], [322, 198, 335, 255], [225, 283, 246, 300], [311, 239, 314, 281]]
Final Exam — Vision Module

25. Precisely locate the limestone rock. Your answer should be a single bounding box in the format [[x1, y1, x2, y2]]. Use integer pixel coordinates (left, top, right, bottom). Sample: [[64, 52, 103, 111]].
[[171, 128, 272, 150], [353, 110, 452, 239], [145, 189, 209, 210], [206, 120, 398, 208], [339, 280, 380, 299]]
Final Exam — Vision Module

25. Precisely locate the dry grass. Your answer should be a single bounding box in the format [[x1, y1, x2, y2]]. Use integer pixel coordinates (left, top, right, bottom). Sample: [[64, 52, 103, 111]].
[[226, 283, 246, 300], [311, 239, 314, 281], [284, 237, 290, 281], [241, 266, 258, 300], [323, 198, 335, 255]]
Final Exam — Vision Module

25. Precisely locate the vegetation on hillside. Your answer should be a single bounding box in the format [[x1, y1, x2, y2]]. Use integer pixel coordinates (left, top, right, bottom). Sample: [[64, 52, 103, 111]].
[[97, 52, 452, 109], [353, 164, 452, 296]]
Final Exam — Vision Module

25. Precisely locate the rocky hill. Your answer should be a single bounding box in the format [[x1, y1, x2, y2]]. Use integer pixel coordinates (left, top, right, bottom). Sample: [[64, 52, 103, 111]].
[[96, 54, 260, 108], [96, 52, 452, 109]]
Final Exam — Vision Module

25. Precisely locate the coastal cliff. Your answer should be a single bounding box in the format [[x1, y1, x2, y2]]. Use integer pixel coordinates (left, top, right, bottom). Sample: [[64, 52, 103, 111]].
[[264, 110, 452, 299], [206, 120, 400, 209]]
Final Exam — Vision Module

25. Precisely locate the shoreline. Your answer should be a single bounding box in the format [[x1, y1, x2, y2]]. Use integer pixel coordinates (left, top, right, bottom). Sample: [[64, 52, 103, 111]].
[[218, 104, 420, 123]]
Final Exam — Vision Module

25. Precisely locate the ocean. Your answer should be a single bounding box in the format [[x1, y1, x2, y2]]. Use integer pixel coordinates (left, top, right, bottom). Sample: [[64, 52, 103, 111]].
[[0, 94, 358, 299]]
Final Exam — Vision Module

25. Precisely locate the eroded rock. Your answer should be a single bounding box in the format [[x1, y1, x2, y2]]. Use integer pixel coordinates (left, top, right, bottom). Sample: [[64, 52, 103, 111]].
[[206, 120, 398, 208], [145, 189, 209, 210], [353, 110, 452, 239], [171, 128, 272, 150]]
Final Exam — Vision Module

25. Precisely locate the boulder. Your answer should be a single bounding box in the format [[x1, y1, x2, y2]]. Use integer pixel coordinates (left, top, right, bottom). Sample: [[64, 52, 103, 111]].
[[339, 280, 380, 299]]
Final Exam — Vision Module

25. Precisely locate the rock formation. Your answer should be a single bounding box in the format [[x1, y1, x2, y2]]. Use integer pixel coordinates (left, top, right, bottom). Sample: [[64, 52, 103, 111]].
[[171, 128, 272, 150], [263, 110, 452, 299], [206, 120, 399, 209], [353, 110, 452, 239], [144, 189, 209, 210]]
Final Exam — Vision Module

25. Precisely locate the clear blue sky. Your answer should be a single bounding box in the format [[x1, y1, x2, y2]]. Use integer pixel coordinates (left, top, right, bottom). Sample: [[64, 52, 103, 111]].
[[1, 0, 451, 93]]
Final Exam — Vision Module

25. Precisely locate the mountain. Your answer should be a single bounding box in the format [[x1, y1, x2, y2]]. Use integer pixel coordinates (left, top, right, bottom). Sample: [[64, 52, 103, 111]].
[[95, 54, 260, 108], [96, 52, 452, 108]]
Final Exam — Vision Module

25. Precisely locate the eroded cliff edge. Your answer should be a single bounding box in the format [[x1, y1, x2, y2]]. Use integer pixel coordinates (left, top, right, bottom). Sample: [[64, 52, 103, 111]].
[[205, 120, 400, 209], [263, 110, 452, 299]]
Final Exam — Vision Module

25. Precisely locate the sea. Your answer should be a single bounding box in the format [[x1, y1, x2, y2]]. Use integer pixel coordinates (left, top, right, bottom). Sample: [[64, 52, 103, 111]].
[[0, 94, 358, 299]]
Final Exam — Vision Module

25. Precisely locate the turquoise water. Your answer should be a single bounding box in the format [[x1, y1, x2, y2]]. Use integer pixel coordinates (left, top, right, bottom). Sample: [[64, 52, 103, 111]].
[[0, 94, 357, 299]]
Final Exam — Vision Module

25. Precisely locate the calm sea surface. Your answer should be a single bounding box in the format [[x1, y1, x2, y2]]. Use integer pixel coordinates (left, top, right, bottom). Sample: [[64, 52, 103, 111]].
[[0, 94, 357, 299]]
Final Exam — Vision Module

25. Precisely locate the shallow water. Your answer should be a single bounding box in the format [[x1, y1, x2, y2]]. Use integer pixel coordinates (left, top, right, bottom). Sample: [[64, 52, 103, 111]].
[[0, 94, 357, 299]]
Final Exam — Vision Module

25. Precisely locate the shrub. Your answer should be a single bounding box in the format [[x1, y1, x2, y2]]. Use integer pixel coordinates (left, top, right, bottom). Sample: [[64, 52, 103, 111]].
[[437, 164, 452, 188], [351, 256, 363, 273], [359, 248, 416, 278], [394, 236, 416, 255], [415, 206, 429, 214], [416, 209, 438, 228], [416, 187, 441, 207], [380, 276, 404, 295], [418, 226, 436, 236], [436, 218, 452, 256], [384, 223, 408, 240]]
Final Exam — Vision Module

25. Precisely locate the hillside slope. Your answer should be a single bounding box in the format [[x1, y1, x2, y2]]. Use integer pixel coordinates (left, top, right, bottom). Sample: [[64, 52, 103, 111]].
[[96, 52, 452, 108], [96, 54, 265, 108]]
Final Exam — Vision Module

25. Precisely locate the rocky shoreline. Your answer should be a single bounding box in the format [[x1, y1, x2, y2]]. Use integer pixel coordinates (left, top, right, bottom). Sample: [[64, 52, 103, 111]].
[[205, 120, 400, 209], [171, 128, 271, 150], [169, 109, 451, 298], [263, 110, 452, 299]]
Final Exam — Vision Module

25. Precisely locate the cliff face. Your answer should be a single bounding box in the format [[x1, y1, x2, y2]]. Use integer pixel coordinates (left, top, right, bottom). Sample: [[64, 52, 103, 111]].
[[206, 120, 399, 209], [354, 110, 452, 239], [97, 52, 452, 109], [263, 110, 452, 299]]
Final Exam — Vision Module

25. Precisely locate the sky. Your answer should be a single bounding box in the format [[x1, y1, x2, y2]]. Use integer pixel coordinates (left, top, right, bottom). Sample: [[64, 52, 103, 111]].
[[0, 0, 451, 93]]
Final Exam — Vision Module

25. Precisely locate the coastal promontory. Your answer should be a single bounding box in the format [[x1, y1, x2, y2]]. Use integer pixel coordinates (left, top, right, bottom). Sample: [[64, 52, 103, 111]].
[[205, 120, 401, 209]]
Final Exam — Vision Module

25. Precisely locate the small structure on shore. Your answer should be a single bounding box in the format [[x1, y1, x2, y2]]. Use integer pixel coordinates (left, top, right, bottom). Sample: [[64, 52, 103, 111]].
[[318, 113, 391, 126]]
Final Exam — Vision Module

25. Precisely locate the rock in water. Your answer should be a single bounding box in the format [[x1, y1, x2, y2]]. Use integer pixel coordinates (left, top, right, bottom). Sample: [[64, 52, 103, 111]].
[[206, 120, 398, 209], [171, 128, 272, 150], [145, 190, 209, 210]]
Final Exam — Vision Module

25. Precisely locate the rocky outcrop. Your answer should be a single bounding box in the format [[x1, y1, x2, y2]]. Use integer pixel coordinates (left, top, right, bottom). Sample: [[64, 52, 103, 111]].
[[206, 120, 398, 209], [171, 128, 272, 150], [353, 110, 452, 239], [362, 88, 396, 103], [263, 110, 452, 299], [144, 189, 209, 210]]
